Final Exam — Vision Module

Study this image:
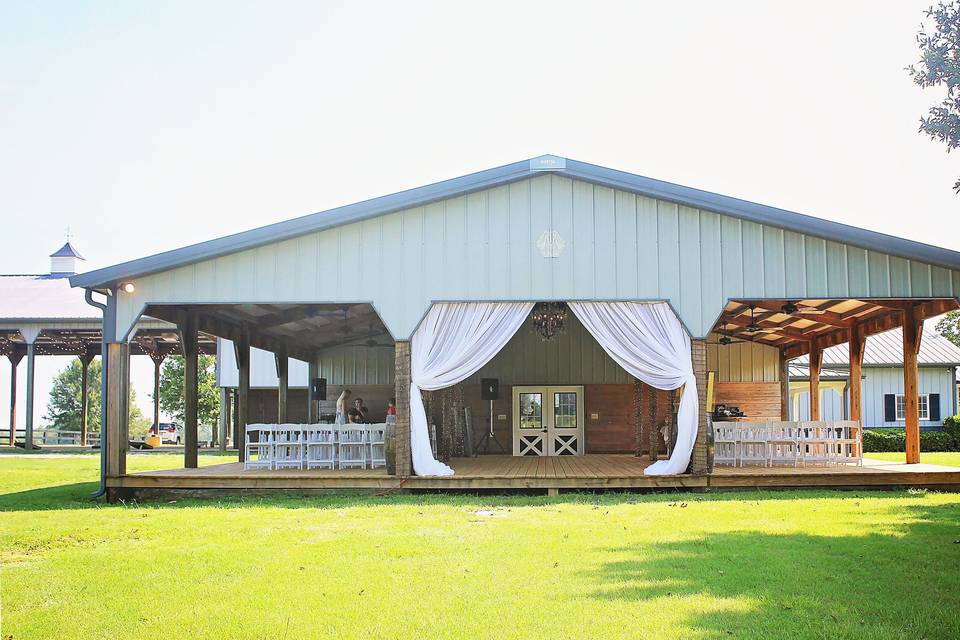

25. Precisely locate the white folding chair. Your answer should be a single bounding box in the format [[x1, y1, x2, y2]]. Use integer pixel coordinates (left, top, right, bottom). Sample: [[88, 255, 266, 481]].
[[767, 421, 800, 467], [305, 424, 337, 470], [713, 422, 739, 466], [244, 424, 273, 470], [273, 424, 304, 470], [798, 421, 831, 466], [738, 422, 769, 466], [367, 424, 387, 469], [831, 420, 862, 466], [338, 426, 367, 469]]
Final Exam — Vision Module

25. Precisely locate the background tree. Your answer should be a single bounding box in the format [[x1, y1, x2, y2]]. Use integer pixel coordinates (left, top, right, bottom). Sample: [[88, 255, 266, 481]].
[[45, 358, 150, 434], [908, 2, 960, 192], [157, 355, 220, 429], [936, 310, 960, 346]]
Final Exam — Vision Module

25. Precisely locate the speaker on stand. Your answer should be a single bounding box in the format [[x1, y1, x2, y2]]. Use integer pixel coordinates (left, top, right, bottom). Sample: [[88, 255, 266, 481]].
[[475, 378, 506, 456]]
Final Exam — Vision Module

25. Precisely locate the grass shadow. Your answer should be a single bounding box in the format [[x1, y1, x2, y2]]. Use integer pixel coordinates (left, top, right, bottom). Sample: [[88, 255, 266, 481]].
[[587, 501, 960, 639]]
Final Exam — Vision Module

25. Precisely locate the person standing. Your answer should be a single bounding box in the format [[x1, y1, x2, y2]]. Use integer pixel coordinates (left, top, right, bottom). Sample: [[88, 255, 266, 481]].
[[335, 389, 352, 424]]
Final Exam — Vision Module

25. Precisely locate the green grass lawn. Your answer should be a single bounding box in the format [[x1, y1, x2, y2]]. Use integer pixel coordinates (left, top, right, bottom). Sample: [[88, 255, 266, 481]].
[[865, 451, 960, 467], [2, 455, 960, 639]]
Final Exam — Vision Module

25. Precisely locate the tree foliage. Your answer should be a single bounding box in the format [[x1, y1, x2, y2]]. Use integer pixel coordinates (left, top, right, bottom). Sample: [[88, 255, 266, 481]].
[[936, 310, 960, 346], [44, 358, 150, 434], [908, 2, 960, 192], [158, 355, 220, 428]]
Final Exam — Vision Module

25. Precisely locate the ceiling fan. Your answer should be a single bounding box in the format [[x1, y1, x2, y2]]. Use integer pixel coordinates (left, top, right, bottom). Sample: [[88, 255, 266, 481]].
[[744, 305, 777, 334], [780, 300, 826, 315], [708, 326, 744, 346]]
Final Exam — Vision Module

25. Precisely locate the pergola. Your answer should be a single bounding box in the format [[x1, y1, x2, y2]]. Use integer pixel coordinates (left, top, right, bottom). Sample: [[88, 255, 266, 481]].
[[714, 297, 960, 462]]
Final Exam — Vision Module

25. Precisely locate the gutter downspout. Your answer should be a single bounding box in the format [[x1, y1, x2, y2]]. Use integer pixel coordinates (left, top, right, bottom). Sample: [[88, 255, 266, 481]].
[[84, 288, 110, 498]]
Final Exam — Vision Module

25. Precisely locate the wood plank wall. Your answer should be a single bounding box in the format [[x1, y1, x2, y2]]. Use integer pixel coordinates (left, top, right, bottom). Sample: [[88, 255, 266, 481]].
[[712, 382, 782, 422]]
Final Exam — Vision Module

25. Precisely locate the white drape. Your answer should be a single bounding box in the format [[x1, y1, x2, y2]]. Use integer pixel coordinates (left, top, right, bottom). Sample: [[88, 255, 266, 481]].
[[568, 302, 698, 476], [410, 302, 535, 476]]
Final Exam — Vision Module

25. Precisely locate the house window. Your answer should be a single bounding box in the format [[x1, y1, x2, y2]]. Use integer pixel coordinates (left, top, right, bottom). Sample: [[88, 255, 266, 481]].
[[895, 394, 929, 421]]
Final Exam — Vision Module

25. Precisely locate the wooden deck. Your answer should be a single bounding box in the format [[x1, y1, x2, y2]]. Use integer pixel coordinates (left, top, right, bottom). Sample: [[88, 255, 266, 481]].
[[110, 455, 960, 494]]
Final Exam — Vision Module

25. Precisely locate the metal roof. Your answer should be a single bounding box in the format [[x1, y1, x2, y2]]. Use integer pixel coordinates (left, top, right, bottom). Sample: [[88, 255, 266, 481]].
[[792, 327, 960, 368], [0, 275, 100, 321], [70, 155, 960, 289], [49, 242, 85, 260]]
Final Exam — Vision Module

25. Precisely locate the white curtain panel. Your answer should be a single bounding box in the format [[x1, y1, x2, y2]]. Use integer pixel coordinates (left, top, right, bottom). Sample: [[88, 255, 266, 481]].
[[569, 302, 698, 476], [410, 301, 535, 476]]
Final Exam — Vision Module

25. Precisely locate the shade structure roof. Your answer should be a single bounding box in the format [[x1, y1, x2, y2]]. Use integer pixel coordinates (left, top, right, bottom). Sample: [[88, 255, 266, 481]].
[[0, 275, 100, 320], [70, 155, 960, 290], [790, 326, 960, 368]]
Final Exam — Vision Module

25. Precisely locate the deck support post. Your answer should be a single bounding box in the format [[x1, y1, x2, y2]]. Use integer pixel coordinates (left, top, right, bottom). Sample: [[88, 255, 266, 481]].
[[7, 347, 24, 446], [689, 339, 711, 474], [235, 330, 250, 462], [104, 341, 130, 478], [79, 350, 96, 447], [902, 305, 922, 464], [394, 340, 412, 477], [808, 342, 822, 421], [307, 358, 318, 424], [275, 348, 289, 424], [218, 386, 229, 452], [848, 322, 865, 455], [182, 314, 199, 469], [778, 349, 790, 420]]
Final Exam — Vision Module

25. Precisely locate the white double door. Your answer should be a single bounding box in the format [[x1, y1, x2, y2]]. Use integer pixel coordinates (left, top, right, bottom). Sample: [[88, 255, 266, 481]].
[[512, 385, 584, 456]]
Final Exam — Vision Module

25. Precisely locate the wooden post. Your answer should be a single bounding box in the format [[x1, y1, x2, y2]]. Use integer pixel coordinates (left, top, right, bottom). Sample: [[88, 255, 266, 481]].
[[218, 386, 229, 452], [79, 351, 96, 447], [276, 349, 289, 424], [848, 321, 865, 455], [182, 315, 199, 469], [778, 349, 790, 421], [24, 342, 36, 448], [7, 348, 24, 446], [149, 351, 166, 431], [808, 342, 822, 421], [394, 340, 412, 477], [105, 342, 129, 477], [902, 305, 921, 464], [689, 339, 711, 474], [236, 331, 250, 462]]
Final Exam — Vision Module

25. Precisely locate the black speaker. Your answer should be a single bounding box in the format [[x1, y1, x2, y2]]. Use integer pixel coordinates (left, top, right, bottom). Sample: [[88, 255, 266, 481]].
[[310, 377, 327, 401], [481, 378, 499, 401]]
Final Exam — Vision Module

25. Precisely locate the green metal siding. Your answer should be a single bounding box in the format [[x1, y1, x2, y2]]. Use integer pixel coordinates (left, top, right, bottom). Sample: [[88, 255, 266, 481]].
[[114, 175, 960, 341]]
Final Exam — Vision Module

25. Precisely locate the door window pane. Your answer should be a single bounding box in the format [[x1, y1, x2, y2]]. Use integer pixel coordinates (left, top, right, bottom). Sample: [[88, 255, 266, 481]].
[[554, 392, 577, 429], [519, 393, 543, 429]]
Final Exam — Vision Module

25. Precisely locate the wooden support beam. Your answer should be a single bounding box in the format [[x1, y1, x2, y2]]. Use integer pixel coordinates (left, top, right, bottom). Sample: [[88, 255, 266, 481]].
[[7, 347, 24, 446], [808, 342, 822, 421], [104, 342, 129, 477], [275, 348, 289, 424], [848, 321, 865, 457], [235, 330, 250, 462], [394, 340, 412, 477], [182, 314, 199, 469], [903, 305, 922, 464], [779, 350, 790, 420]]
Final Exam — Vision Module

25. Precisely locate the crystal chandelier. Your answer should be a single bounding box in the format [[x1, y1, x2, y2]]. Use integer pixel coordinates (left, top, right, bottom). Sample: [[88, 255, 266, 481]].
[[530, 302, 567, 341]]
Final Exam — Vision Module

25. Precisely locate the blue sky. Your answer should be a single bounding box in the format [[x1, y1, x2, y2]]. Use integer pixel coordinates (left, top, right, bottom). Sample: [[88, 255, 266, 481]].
[[1, 1, 957, 425]]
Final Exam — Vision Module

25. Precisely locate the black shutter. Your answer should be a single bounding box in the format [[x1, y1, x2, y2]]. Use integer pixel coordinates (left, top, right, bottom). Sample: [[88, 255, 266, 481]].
[[929, 393, 941, 422], [883, 394, 896, 422]]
